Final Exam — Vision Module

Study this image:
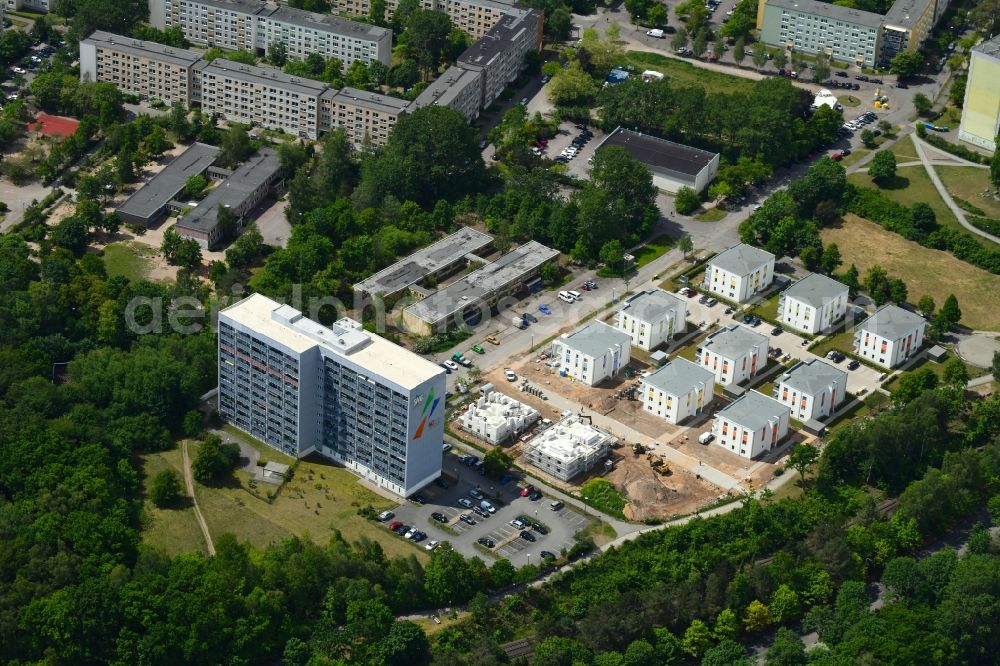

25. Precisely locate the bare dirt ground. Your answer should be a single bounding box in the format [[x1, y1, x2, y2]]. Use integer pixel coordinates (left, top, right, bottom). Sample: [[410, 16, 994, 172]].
[[605, 447, 721, 521]]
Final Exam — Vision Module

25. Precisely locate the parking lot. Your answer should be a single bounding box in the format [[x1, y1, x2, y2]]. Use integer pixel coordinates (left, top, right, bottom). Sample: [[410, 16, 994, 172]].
[[543, 122, 607, 180], [386, 450, 591, 563]]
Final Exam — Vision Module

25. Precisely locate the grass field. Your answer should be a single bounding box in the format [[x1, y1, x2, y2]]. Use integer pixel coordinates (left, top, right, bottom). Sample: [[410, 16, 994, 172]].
[[141, 443, 427, 560], [695, 208, 726, 222], [849, 165, 962, 233], [625, 51, 757, 94], [140, 447, 207, 556], [633, 234, 675, 268], [841, 148, 871, 168], [103, 242, 154, 281], [821, 214, 1000, 331], [809, 327, 858, 359], [882, 356, 990, 392], [888, 134, 919, 163], [936, 166, 1000, 219]]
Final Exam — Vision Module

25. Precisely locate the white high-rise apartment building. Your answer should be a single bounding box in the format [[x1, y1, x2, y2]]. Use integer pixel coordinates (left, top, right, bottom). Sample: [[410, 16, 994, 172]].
[[218, 294, 446, 497]]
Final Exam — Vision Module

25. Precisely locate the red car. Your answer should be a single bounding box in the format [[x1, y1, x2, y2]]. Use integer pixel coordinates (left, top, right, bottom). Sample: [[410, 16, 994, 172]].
[[831, 152, 843, 161], [579, 283, 591, 291], [388, 521, 402, 531], [520, 485, 535, 497]]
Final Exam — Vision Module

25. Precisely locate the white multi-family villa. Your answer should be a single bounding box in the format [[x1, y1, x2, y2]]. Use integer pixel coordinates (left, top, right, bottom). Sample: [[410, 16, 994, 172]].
[[699, 324, 769, 387], [703, 244, 775, 303], [778, 273, 850, 335], [853, 304, 927, 369], [711, 390, 790, 459], [554, 321, 632, 387], [616, 289, 687, 352], [640, 358, 715, 425], [774, 359, 848, 422]]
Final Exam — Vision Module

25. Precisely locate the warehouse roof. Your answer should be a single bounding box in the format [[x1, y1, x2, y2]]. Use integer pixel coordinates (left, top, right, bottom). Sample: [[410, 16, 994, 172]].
[[709, 243, 776, 276], [558, 321, 632, 358], [117, 143, 220, 223], [782, 273, 849, 309], [778, 359, 847, 395], [353, 227, 493, 297], [175, 149, 280, 234], [598, 127, 718, 177], [716, 390, 790, 431], [643, 358, 714, 396], [404, 241, 558, 325]]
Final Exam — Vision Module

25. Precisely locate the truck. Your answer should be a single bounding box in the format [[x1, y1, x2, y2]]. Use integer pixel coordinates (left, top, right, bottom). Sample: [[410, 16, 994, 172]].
[[698, 432, 715, 445], [451, 352, 472, 367], [512, 316, 527, 329], [646, 28, 664, 38]]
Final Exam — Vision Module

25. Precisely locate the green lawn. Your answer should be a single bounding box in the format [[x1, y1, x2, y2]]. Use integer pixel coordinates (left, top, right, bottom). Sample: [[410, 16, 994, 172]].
[[882, 355, 989, 392], [751, 292, 781, 324], [140, 447, 208, 556], [888, 134, 919, 163], [580, 478, 627, 519], [102, 242, 154, 281], [841, 148, 871, 168], [849, 166, 973, 242], [695, 207, 726, 222], [632, 234, 675, 268], [141, 442, 427, 560], [625, 51, 757, 94], [839, 95, 861, 108], [935, 166, 1000, 219], [809, 327, 857, 359]]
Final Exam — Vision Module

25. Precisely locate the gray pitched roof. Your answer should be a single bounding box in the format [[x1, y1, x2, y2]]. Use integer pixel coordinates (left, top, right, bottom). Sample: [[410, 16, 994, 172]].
[[709, 244, 776, 276], [643, 358, 714, 396], [717, 390, 789, 430], [858, 304, 926, 341], [702, 324, 768, 360], [782, 273, 849, 309], [778, 359, 847, 395], [559, 321, 631, 358], [619, 289, 686, 322]]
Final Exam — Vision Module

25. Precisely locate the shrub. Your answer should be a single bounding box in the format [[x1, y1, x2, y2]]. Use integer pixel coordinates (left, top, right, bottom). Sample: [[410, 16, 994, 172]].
[[675, 186, 700, 215]]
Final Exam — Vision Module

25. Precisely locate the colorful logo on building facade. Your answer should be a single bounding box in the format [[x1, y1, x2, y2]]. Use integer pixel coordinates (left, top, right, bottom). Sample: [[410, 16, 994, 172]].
[[413, 387, 441, 440]]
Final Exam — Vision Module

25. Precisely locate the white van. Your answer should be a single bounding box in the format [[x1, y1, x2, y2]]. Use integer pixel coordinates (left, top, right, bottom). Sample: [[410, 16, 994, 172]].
[[558, 291, 575, 303], [567, 290, 582, 300], [480, 499, 496, 514], [646, 28, 664, 38], [698, 432, 715, 445]]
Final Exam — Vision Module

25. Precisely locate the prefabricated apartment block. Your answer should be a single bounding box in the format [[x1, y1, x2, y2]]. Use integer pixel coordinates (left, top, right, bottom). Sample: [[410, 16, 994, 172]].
[[218, 293, 446, 497]]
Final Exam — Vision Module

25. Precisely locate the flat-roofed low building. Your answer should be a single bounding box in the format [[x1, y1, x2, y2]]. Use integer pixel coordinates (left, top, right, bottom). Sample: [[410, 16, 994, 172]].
[[175, 149, 282, 249], [699, 324, 769, 387], [778, 273, 850, 334], [79, 30, 204, 106], [255, 6, 392, 66], [353, 227, 493, 300], [116, 142, 221, 226], [321, 87, 411, 148], [460, 387, 539, 444], [553, 320, 632, 387], [522, 413, 612, 481], [703, 243, 775, 303], [409, 65, 484, 121], [853, 303, 926, 368], [402, 241, 559, 334], [615, 289, 687, 351], [594, 127, 720, 194], [774, 359, 847, 422], [711, 390, 790, 459], [196, 59, 326, 139], [640, 358, 715, 424]]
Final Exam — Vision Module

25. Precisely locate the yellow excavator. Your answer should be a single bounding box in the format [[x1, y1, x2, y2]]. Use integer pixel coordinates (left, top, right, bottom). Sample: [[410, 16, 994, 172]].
[[647, 454, 671, 476]]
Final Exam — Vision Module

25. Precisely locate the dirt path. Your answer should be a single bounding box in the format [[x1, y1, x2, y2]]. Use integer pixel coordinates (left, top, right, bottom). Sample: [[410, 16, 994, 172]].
[[181, 440, 216, 556]]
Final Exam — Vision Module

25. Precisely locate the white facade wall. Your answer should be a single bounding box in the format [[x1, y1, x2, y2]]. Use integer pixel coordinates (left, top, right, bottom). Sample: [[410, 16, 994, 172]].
[[640, 376, 714, 425], [459, 390, 539, 444], [615, 296, 686, 352], [774, 374, 846, 421], [854, 321, 925, 368], [703, 260, 774, 303], [700, 346, 765, 386], [778, 289, 849, 334], [710, 394, 790, 459], [554, 328, 632, 387]]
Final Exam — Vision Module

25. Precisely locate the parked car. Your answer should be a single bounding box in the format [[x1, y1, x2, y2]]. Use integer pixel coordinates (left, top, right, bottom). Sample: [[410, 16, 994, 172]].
[[538, 304, 552, 315], [510, 518, 526, 528], [473, 506, 488, 517], [388, 520, 402, 531], [469, 488, 484, 500], [550, 500, 564, 511], [520, 484, 535, 496], [532, 522, 549, 534], [431, 512, 448, 523], [443, 360, 459, 371], [439, 363, 452, 374], [378, 510, 394, 521], [504, 368, 517, 382], [771, 326, 784, 336], [520, 530, 537, 542], [584, 279, 597, 289], [847, 360, 861, 370], [458, 497, 473, 508], [425, 540, 440, 550], [529, 490, 542, 501], [477, 537, 495, 548], [460, 514, 476, 525], [540, 550, 557, 560]]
